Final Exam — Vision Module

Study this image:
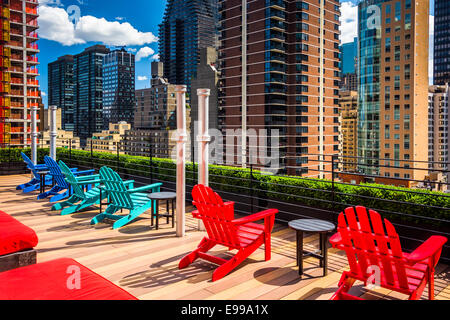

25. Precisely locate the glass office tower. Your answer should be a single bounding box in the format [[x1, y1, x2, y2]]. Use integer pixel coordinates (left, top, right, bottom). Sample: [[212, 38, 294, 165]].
[[358, 0, 429, 181], [434, 0, 450, 85], [48, 55, 74, 131], [73, 45, 110, 146], [158, 0, 218, 94], [102, 49, 135, 129]]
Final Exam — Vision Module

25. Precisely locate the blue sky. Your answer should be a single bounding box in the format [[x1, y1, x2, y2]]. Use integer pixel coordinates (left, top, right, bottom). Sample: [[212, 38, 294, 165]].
[[37, 0, 434, 108], [37, 0, 168, 107]]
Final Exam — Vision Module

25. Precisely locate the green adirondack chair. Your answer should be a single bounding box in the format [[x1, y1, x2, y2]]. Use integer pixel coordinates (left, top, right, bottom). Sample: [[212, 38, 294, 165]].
[[91, 166, 162, 229], [51, 160, 105, 215]]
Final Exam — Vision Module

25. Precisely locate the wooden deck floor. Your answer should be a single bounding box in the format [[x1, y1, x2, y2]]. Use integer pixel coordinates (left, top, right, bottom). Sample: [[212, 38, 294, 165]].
[[1, 174, 449, 300]]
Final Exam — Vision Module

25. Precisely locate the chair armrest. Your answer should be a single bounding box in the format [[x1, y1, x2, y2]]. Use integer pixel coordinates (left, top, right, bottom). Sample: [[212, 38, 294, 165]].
[[129, 183, 162, 194], [35, 164, 47, 169], [73, 169, 96, 176], [34, 166, 49, 172], [73, 179, 102, 186], [76, 174, 100, 181], [232, 209, 278, 226], [124, 180, 135, 189], [69, 168, 78, 172], [329, 232, 342, 248], [407, 236, 448, 264]]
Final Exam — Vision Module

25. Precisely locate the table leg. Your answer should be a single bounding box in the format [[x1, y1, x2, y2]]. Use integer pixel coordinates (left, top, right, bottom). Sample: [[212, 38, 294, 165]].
[[297, 231, 304, 276], [151, 200, 155, 227], [156, 201, 159, 230], [322, 233, 328, 277], [172, 199, 175, 228], [166, 200, 169, 224]]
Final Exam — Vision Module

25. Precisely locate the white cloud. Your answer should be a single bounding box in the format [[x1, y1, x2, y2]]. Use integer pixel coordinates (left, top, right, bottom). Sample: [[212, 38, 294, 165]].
[[41, 91, 47, 96], [38, 6, 83, 46], [136, 46, 155, 62], [137, 76, 148, 81], [38, 5, 158, 47], [340, 1, 358, 44], [151, 54, 160, 61]]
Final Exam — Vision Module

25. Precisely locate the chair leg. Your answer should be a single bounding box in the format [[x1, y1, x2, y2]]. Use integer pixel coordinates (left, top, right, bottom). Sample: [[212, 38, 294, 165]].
[[91, 205, 119, 225], [50, 190, 69, 203], [61, 198, 98, 216], [428, 271, 435, 300], [179, 238, 216, 270], [265, 232, 271, 261], [331, 273, 356, 300], [23, 183, 40, 194], [52, 195, 78, 211]]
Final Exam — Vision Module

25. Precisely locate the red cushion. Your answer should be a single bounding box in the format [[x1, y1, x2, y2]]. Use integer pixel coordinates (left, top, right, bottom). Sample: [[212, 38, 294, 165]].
[[0, 258, 137, 300], [0, 211, 38, 256]]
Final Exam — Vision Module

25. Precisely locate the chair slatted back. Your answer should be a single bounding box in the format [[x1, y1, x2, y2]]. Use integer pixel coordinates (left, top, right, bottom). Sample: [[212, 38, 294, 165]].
[[44, 156, 69, 189], [100, 166, 133, 210], [59, 160, 85, 200], [192, 185, 240, 249], [21, 152, 40, 179], [337, 206, 409, 290]]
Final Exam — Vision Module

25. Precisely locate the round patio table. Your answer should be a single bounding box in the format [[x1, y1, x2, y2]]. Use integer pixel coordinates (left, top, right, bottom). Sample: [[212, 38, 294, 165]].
[[148, 192, 176, 230], [288, 219, 336, 277], [37, 171, 50, 194]]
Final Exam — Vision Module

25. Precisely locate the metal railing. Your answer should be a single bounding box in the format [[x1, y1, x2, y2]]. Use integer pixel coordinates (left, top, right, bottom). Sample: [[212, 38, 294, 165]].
[[1, 139, 450, 264]]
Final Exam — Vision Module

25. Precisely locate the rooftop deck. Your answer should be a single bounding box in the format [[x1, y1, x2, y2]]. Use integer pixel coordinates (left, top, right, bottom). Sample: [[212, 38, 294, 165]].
[[1, 174, 449, 300]]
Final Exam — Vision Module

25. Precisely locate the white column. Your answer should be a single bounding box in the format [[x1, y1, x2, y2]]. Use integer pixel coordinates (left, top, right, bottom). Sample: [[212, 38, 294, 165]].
[[241, 0, 247, 168], [30, 105, 38, 165], [49, 105, 57, 160], [175, 85, 187, 238], [197, 89, 211, 231]]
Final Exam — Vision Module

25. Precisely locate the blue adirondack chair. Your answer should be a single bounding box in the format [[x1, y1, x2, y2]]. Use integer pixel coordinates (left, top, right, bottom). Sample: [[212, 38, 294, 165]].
[[16, 152, 52, 193], [52, 161, 135, 216], [91, 166, 162, 229], [37, 156, 96, 203]]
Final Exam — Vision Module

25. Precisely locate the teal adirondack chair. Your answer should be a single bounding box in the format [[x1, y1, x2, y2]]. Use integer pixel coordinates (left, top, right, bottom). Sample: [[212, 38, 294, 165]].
[[51, 161, 104, 215], [53, 161, 136, 216], [91, 166, 162, 229]]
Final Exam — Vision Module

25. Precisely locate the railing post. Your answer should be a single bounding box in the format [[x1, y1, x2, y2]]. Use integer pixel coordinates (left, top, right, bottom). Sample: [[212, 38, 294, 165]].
[[49, 105, 57, 160], [149, 136, 153, 184], [197, 88, 211, 231], [90, 140, 93, 169], [175, 85, 187, 238], [69, 139, 72, 164], [30, 105, 38, 165], [250, 164, 254, 214], [331, 154, 337, 224]]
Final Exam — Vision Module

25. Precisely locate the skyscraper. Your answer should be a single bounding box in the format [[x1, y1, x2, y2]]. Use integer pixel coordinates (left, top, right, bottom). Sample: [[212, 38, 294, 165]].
[[0, 0, 40, 148], [434, 0, 450, 85], [218, 0, 341, 177], [48, 55, 74, 131], [340, 37, 358, 91], [102, 48, 136, 129], [158, 0, 218, 93], [73, 45, 110, 145], [358, 0, 429, 181]]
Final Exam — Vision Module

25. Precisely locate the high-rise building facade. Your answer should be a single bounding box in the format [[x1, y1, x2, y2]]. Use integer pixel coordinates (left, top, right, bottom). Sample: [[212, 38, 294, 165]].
[[357, 0, 429, 181], [339, 90, 358, 172], [428, 84, 450, 174], [158, 0, 218, 93], [218, 0, 341, 177], [48, 55, 74, 131], [102, 49, 136, 129], [73, 45, 110, 145], [434, 0, 450, 85], [340, 37, 358, 91], [0, 0, 40, 148], [191, 46, 220, 142]]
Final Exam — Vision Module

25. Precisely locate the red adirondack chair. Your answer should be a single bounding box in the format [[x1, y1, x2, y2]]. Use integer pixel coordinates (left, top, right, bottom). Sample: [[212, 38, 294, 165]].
[[179, 184, 278, 282], [330, 206, 447, 300]]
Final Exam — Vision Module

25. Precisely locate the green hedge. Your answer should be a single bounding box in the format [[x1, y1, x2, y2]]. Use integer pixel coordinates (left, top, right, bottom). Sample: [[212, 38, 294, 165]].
[[3, 147, 449, 227], [0, 147, 49, 164]]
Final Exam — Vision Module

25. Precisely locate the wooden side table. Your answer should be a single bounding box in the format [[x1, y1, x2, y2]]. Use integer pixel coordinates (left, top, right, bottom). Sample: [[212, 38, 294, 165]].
[[288, 219, 335, 277], [147, 192, 176, 230]]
